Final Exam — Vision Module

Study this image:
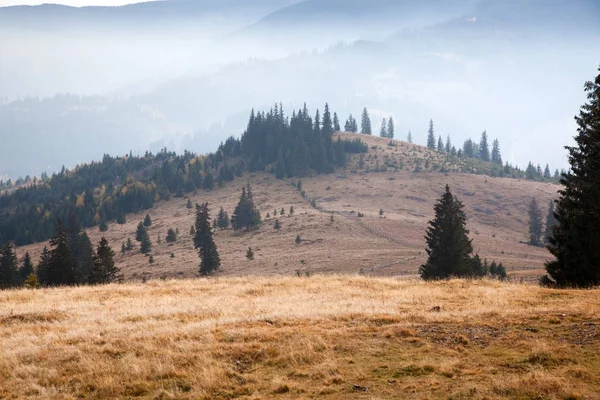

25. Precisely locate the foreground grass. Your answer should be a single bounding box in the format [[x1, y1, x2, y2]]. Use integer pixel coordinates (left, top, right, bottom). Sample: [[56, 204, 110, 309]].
[[1, 277, 599, 399]]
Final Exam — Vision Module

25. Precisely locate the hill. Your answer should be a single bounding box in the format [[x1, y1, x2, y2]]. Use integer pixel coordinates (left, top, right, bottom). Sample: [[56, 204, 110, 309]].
[[13, 133, 559, 282], [1, 276, 599, 398]]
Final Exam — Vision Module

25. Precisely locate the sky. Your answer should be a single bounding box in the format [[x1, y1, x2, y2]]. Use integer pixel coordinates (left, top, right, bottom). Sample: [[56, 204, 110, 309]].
[[0, 0, 150, 6]]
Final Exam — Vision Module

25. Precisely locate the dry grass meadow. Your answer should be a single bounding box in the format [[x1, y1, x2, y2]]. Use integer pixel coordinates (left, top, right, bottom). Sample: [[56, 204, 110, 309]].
[[1, 276, 599, 399], [14, 134, 559, 283]]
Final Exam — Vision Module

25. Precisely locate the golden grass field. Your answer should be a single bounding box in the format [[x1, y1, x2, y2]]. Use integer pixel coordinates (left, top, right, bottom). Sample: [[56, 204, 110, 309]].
[[1, 276, 599, 399]]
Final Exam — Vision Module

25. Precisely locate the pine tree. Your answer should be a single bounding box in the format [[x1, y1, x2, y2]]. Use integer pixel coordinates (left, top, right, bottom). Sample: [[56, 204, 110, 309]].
[[194, 202, 220, 275], [36, 246, 50, 285], [333, 112, 341, 131], [437, 135, 444, 152], [544, 66, 600, 287], [380, 118, 388, 138], [420, 185, 474, 280], [528, 197, 543, 247], [231, 183, 261, 231], [140, 232, 152, 254], [166, 228, 177, 243], [344, 115, 354, 132], [491, 139, 502, 165], [544, 164, 551, 179], [544, 200, 558, 244], [361, 107, 372, 135], [186, 198, 193, 209], [217, 207, 230, 229], [18, 252, 34, 286], [89, 237, 122, 285], [46, 219, 78, 286], [289, 206, 294, 215], [143, 213, 152, 227], [246, 247, 254, 260], [427, 120, 436, 149], [407, 131, 413, 143], [479, 131, 490, 161], [77, 231, 94, 284], [136, 222, 147, 242], [295, 234, 301, 245], [274, 219, 281, 230], [445, 135, 451, 154], [121, 242, 127, 254], [0, 243, 18, 288], [387, 117, 394, 139], [126, 238, 133, 251]]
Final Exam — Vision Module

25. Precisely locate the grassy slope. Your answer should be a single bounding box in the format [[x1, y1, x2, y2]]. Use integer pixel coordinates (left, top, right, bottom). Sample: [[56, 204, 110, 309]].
[[15, 133, 559, 281], [1, 277, 599, 399]]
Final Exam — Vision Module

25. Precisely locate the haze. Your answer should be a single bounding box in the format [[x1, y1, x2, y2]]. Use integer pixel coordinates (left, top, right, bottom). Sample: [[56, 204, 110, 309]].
[[1, 0, 599, 178]]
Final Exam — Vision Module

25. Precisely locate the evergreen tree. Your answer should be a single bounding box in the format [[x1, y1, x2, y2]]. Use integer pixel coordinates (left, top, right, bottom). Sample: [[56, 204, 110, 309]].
[[143, 213, 152, 227], [135, 221, 147, 242], [187, 198, 193, 209], [217, 207, 230, 229], [99, 220, 108, 232], [166, 228, 177, 243], [407, 131, 413, 143], [89, 238, 122, 285], [0, 243, 18, 288], [544, 66, 600, 287], [246, 247, 254, 260], [295, 234, 301, 245], [77, 231, 94, 283], [121, 242, 127, 254], [427, 120, 436, 149], [387, 117, 395, 139], [126, 238, 133, 251], [140, 232, 152, 254], [437, 135, 444, 152], [544, 200, 558, 243], [46, 219, 78, 286], [479, 131, 490, 161], [194, 202, 221, 275], [544, 164, 551, 179], [18, 252, 34, 286], [420, 185, 474, 280], [333, 112, 340, 131], [289, 205, 294, 215], [528, 197, 544, 247], [275, 148, 286, 179], [36, 246, 50, 284], [231, 183, 261, 231], [380, 118, 388, 138], [445, 135, 451, 154], [274, 219, 281, 230], [361, 107, 372, 135], [491, 139, 502, 165], [344, 115, 354, 132]]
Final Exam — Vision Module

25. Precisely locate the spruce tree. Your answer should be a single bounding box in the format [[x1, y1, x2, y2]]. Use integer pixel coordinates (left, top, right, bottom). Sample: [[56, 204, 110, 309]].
[[89, 238, 122, 285], [528, 197, 544, 247], [361, 108, 372, 135], [186, 198, 193, 209], [246, 247, 254, 260], [380, 118, 388, 138], [387, 117, 394, 139], [445, 135, 451, 154], [47, 219, 78, 286], [544, 164, 551, 179], [545, 66, 600, 287], [140, 232, 152, 254], [0, 243, 18, 288], [333, 112, 341, 131], [420, 185, 474, 280], [231, 183, 261, 231], [427, 120, 436, 149], [407, 131, 413, 143], [77, 231, 94, 283], [217, 207, 230, 229], [36, 246, 50, 285], [479, 131, 490, 161], [135, 221, 147, 242], [491, 139, 502, 165], [194, 202, 221, 275], [143, 213, 152, 227], [437, 135, 444, 152], [166, 228, 177, 243], [544, 200, 558, 244], [18, 252, 34, 286]]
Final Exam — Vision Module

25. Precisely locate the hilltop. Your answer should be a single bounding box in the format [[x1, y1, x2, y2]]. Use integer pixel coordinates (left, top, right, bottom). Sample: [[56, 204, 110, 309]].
[[1, 276, 599, 398], [13, 133, 559, 282]]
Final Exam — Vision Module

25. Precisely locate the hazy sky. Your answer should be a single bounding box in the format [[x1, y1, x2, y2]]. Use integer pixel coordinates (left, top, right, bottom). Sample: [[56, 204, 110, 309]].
[[0, 0, 150, 6]]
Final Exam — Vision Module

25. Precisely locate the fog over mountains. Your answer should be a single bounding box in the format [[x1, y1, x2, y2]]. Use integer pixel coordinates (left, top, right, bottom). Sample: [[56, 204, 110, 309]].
[[1, 0, 599, 177]]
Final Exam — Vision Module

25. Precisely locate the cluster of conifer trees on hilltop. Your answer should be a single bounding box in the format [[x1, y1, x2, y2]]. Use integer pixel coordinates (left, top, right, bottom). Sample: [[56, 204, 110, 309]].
[[0, 103, 366, 247]]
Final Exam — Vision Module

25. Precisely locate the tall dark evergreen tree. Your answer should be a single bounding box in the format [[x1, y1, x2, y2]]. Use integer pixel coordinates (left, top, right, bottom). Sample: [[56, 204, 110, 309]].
[[46, 219, 78, 286], [479, 131, 490, 161], [140, 231, 152, 254], [427, 120, 436, 149], [407, 131, 413, 143], [333, 112, 340, 131], [18, 252, 34, 286], [217, 207, 230, 229], [136, 221, 147, 242], [36, 246, 50, 285], [445, 135, 451, 154], [420, 185, 474, 280], [491, 139, 502, 165], [231, 183, 261, 231], [437, 135, 444, 152], [544, 200, 558, 244], [544, 164, 551, 179], [528, 197, 544, 247], [0, 243, 18, 288], [545, 66, 600, 287], [194, 202, 221, 275], [143, 213, 152, 227], [380, 118, 388, 138], [89, 238, 122, 285], [361, 107, 372, 135], [387, 117, 394, 139]]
